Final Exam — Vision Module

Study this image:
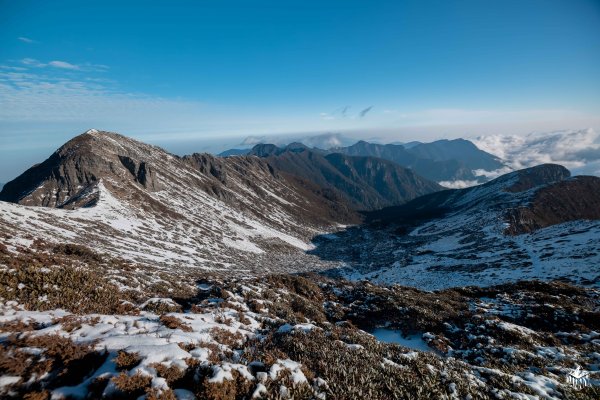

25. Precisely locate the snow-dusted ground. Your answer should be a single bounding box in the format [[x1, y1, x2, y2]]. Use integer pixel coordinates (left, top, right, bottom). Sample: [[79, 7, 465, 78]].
[[0, 287, 319, 399], [369, 328, 432, 352], [314, 174, 600, 290], [1, 132, 599, 398], [0, 131, 332, 274], [1, 275, 598, 398]]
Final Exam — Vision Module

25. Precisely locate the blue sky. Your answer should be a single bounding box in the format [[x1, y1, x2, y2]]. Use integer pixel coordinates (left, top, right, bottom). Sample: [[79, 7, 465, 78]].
[[1, 0, 600, 181]]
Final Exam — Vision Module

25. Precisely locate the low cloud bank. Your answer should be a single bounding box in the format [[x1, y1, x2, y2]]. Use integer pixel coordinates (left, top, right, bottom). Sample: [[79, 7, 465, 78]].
[[473, 129, 600, 177]]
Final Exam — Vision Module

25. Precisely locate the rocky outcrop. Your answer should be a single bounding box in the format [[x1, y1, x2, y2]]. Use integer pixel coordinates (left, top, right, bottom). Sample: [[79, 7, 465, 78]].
[[505, 176, 600, 234], [181, 153, 229, 184], [118, 156, 162, 191]]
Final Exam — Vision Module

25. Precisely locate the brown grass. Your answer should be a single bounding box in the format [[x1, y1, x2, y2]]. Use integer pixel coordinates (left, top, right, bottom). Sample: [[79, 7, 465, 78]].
[[150, 363, 186, 384], [160, 315, 193, 332], [146, 387, 177, 400], [0, 334, 106, 396], [114, 350, 141, 370], [112, 371, 152, 396], [210, 327, 245, 348]]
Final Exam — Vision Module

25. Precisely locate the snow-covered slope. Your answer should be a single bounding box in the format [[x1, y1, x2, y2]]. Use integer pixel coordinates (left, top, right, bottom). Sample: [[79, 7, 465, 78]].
[[0, 130, 354, 273], [312, 165, 600, 289]]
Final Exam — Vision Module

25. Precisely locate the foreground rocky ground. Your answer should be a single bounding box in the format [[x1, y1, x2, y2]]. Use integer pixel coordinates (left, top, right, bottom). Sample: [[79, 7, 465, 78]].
[[0, 244, 599, 399]]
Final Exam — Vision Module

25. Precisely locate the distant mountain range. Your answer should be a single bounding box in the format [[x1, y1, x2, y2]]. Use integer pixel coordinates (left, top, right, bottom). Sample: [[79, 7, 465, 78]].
[[218, 148, 251, 157], [0, 129, 598, 286], [237, 132, 356, 150], [330, 139, 504, 184], [247, 143, 441, 210], [219, 137, 506, 187]]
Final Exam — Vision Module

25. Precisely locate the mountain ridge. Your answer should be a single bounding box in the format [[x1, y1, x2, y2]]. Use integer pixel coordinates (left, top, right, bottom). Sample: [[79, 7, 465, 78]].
[[0, 130, 360, 273], [329, 138, 505, 184], [219, 137, 508, 186], [247, 142, 442, 210], [1, 131, 598, 289]]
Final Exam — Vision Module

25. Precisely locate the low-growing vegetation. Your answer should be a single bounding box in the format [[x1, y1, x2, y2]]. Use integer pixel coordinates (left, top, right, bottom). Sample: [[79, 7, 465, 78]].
[[0, 243, 599, 398]]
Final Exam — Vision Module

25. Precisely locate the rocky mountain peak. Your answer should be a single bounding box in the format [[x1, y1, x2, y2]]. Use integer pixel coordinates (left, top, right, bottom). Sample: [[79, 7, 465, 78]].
[[249, 143, 281, 157], [0, 130, 169, 207]]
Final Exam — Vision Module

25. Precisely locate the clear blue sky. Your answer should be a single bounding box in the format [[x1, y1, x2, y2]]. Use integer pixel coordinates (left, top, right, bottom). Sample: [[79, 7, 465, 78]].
[[1, 0, 599, 181]]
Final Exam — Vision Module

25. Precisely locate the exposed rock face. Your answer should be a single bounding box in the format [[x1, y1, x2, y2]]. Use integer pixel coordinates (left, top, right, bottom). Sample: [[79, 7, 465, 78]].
[[118, 156, 162, 191], [249, 143, 442, 210], [0, 130, 164, 207], [181, 153, 230, 184], [505, 176, 600, 234]]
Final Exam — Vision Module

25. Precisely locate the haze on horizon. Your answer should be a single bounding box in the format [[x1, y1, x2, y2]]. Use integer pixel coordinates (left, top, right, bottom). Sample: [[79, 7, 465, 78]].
[[1, 0, 600, 182]]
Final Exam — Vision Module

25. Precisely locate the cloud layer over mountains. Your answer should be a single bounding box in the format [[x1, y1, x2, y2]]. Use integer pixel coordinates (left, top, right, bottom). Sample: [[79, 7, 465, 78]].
[[239, 132, 355, 149], [473, 128, 600, 177]]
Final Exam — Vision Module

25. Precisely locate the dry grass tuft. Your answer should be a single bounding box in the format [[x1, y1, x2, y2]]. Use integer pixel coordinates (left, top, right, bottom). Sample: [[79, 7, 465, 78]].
[[150, 362, 186, 384], [114, 350, 141, 370], [112, 371, 152, 396], [146, 387, 177, 400], [160, 315, 193, 332], [210, 327, 245, 348]]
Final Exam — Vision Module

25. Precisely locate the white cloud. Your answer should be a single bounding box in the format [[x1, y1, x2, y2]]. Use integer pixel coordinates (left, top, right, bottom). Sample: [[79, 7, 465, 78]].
[[473, 166, 514, 180], [472, 129, 600, 177], [18, 37, 37, 44], [0, 67, 314, 144], [319, 112, 335, 120], [238, 132, 352, 149], [301, 133, 352, 149], [0, 69, 199, 125], [48, 60, 79, 70], [18, 58, 107, 72], [21, 58, 46, 67], [438, 180, 480, 189], [240, 136, 268, 146]]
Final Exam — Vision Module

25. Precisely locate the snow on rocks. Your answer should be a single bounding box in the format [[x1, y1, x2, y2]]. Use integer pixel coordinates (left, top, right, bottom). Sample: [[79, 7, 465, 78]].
[[269, 359, 307, 385]]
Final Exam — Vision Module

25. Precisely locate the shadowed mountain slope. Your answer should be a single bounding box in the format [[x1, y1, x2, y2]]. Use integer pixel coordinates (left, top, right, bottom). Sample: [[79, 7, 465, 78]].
[[248, 143, 442, 210], [330, 139, 505, 183]]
